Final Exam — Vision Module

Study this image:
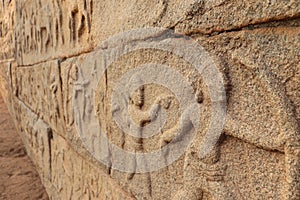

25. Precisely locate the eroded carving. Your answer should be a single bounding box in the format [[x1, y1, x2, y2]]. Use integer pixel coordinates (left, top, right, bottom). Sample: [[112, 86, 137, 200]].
[[13, 98, 135, 200], [13, 100, 52, 180], [0, 0, 15, 61], [15, 61, 64, 133], [15, 0, 93, 65], [64, 63, 79, 130]]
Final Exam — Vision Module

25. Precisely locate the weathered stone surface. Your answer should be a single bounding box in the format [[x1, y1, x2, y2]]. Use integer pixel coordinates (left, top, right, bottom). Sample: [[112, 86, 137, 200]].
[[0, 61, 12, 106], [13, 97, 135, 200], [0, 0, 299, 200], [173, 0, 300, 35], [15, 0, 94, 65], [15, 0, 169, 66], [0, 0, 15, 61], [0, 94, 49, 200], [194, 27, 300, 151], [194, 27, 300, 200], [15, 61, 65, 133]]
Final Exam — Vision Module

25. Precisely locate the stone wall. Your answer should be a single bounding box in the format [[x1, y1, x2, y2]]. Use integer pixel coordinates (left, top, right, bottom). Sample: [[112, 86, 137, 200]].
[[0, 0, 299, 199]]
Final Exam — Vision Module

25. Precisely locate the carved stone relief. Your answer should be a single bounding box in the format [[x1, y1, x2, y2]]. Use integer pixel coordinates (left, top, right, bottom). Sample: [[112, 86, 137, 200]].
[[7, 26, 299, 200], [0, 0, 15, 61], [15, 61, 64, 133], [12, 97, 135, 200], [1, 0, 299, 200], [15, 0, 93, 65]]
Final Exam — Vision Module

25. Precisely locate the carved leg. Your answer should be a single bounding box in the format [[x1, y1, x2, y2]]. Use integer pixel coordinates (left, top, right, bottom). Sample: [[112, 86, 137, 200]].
[[199, 144, 232, 200], [173, 150, 203, 200], [174, 141, 231, 200]]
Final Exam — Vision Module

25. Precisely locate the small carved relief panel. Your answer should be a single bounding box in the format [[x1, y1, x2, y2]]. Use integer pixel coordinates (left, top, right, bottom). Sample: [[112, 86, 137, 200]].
[[15, 0, 93, 65], [15, 61, 64, 133]]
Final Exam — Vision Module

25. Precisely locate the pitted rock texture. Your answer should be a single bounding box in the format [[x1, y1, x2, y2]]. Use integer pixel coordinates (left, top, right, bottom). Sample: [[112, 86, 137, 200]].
[[0, 0, 299, 199]]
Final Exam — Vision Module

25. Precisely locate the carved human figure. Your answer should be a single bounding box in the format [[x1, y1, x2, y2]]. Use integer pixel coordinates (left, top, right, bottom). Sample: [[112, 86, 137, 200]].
[[38, 6, 51, 53], [49, 67, 61, 126], [73, 69, 90, 118], [65, 64, 79, 129], [68, 1, 91, 44], [111, 73, 171, 197], [160, 89, 231, 200], [53, 0, 64, 47], [112, 74, 170, 178]]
